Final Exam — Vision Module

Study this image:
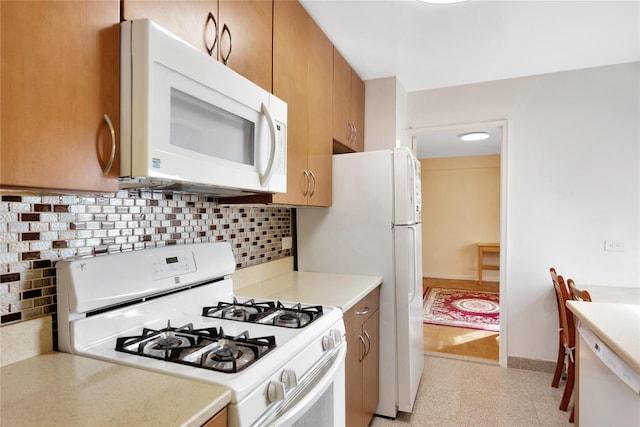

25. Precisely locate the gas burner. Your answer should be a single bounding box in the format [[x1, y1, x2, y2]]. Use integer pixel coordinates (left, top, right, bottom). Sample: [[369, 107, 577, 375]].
[[143, 332, 193, 357], [274, 311, 312, 328], [202, 298, 276, 322], [202, 299, 323, 328], [116, 324, 276, 373]]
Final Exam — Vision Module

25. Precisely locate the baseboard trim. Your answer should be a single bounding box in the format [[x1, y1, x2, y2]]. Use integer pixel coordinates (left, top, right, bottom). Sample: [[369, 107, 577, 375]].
[[507, 356, 556, 373], [424, 350, 499, 366]]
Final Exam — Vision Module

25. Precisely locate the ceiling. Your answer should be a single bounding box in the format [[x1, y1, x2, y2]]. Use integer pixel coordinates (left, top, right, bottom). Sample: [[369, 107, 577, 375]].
[[300, 0, 639, 93], [299, 0, 639, 159]]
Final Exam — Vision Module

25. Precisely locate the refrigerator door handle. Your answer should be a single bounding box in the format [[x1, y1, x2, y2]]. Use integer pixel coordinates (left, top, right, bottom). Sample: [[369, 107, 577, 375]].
[[392, 222, 420, 228], [408, 225, 419, 302]]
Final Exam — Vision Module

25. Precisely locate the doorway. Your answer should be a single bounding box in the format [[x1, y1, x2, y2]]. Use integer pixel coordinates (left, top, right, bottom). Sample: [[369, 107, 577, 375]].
[[410, 121, 507, 364]]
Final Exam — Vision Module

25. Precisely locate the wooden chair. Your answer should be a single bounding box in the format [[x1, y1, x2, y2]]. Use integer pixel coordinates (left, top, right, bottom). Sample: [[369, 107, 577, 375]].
[[549, 268, 576, 415], [550, 268, 566, 388], [567, 279, 592, 302], [566, 278, 591, 423]]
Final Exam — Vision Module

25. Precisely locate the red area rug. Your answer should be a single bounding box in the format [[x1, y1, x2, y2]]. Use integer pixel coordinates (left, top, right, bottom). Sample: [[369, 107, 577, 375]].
[[423, 288, 500, 332]]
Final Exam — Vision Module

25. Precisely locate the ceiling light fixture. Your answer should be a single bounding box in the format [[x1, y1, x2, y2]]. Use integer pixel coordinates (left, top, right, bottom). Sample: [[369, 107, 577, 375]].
[[416, 0, 469, 4], [459, 132, 490, 141]]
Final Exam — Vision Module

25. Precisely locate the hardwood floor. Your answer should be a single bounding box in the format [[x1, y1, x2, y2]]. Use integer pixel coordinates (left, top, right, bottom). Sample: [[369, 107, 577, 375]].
[[422, 278, 500, 361]]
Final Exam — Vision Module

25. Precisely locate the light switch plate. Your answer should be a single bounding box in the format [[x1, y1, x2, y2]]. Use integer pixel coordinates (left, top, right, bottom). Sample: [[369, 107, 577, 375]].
[[604, 240, 625, 252]]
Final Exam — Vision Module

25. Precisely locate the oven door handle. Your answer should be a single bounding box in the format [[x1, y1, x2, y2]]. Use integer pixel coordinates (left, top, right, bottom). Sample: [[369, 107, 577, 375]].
[[254, 341, 347, 427]]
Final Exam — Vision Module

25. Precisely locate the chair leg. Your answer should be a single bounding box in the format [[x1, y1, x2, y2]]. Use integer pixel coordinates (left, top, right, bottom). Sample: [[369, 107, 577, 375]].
[[569, 406, 575, 423], [552, 333, 564, 388], [560, 355, 575, 411]]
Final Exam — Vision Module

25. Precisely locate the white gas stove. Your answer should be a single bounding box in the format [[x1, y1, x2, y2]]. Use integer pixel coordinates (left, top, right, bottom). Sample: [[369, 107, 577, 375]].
[[56, 242, 346, 426]]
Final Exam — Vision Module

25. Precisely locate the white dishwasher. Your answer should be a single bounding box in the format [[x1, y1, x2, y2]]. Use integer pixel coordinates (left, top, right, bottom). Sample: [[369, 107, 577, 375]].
[[576, 321, 640, 426]]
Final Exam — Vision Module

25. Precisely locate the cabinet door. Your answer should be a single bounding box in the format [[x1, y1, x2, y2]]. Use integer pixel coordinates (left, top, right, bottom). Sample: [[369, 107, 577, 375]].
[[272, 1, 309, 206], [306, 17, 333, 207], [345, 319, 364, 427], [201, 407, 227, 427], [122, 0, 217, 56], [332, 48, 352, 148], [1, 0, 120, 193], [362, 309, 380, 426], [218, 0, 272, 92], [350, 71, 366, 152]]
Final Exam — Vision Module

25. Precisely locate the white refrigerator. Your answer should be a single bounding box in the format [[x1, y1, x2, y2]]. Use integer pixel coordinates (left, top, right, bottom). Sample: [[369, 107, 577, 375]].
[[296, 147, 424, 418]]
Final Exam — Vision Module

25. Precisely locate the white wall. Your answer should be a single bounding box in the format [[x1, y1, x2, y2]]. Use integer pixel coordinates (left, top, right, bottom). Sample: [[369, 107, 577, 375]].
[[365, 77, 408, 151], [406, 62, 640, 363]]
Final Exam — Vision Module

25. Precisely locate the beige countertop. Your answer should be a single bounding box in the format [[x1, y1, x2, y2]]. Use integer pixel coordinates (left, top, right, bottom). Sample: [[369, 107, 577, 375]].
[[567, 301, 640, 375], [1, 352, 231, 427], [235, 271, 383, 312]]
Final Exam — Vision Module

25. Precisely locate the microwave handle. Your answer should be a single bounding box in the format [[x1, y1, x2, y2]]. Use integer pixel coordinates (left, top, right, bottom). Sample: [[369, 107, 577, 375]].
[[260, 102, 278, 187]]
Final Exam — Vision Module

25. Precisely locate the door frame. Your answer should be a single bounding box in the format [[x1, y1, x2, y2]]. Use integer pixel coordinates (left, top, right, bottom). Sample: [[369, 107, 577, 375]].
[[408, 119, 509, 367]]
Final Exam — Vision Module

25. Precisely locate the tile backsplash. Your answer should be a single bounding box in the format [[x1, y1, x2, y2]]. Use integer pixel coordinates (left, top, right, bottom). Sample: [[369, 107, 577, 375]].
[[0, 190, 292, 326]]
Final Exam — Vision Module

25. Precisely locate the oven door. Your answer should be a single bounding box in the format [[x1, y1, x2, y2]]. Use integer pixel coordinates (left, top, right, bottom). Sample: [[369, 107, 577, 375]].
[[256, 341, 346, 427]]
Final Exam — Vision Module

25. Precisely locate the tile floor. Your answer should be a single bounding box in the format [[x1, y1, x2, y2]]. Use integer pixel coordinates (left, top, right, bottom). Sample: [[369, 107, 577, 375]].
[[370, 354, 573, 427]]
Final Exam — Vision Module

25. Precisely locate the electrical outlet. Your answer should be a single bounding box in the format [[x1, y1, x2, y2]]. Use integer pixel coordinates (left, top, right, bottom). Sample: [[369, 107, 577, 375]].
[[604, 240, 625, 252], [282, 236, 293, 250]]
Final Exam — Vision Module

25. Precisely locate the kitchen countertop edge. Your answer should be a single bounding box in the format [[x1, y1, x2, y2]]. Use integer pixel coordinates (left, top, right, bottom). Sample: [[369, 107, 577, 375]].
[[567, 301, 640, 375], [235, 271, 383, 312]]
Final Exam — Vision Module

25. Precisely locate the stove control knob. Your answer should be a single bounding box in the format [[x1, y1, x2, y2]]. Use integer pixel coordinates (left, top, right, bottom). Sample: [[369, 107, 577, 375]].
[[267, 380, 286, 403], [281, 369, 298, 390], [322, 335, 336, 351], [330, 329, 343, 344]]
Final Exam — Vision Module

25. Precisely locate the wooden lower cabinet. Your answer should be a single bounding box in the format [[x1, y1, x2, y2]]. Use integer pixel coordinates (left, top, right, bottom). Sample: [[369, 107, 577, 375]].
[[344, 287, 380, 427], [201, 407, 227, 427]]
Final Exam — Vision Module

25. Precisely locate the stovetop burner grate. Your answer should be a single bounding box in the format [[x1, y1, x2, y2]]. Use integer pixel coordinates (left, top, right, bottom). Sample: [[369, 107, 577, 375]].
[[202, 298, 323, 328], [115, 321, 276, 373]]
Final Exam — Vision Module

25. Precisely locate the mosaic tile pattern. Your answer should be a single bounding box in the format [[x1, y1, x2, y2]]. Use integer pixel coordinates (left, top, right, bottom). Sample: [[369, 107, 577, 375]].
[[0, 190, 292, 325]]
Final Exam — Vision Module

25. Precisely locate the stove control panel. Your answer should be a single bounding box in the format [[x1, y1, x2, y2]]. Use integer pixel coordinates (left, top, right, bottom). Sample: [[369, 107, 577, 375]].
[[150, 251, 197, 280]]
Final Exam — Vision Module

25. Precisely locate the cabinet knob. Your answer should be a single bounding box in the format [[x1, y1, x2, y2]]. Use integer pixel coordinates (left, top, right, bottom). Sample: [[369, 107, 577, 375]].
[[358, 334, 366, 362], [205, 12, 218, 57], [309, 170, 317, 197], [356, 306, 370, 316], [303, 170, 310, 196], [102, 114, 116, 176], [363, 330, 371, 358], [220, 23, 232, 65]]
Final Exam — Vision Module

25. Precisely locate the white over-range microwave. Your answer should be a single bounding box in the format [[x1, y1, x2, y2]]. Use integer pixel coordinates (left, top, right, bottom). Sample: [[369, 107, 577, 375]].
[[119, 19, 287, 196]]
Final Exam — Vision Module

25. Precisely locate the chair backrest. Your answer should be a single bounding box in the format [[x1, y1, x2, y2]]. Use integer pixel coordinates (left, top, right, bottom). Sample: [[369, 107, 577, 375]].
[[567, 278, 592, 302], [550, 268, 575, 347]]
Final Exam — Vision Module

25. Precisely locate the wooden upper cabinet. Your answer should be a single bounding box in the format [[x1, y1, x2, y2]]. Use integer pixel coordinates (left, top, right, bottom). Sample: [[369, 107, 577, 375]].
[[122, 0, 272, 92], [122, 1, 217, 55], [305, 11, 333, 207], [333, 48, 365, 153], [333, 49, 352, 150], [0, 0, 120, 193], [272, 1, 332, 207], [272, 0, 309, 206], [218, 0, 272, 92], [350, 72, 366, 153]]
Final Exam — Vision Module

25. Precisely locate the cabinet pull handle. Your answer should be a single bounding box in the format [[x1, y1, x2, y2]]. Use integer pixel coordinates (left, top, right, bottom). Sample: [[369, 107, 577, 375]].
[[363, 330, 371, 358], [356, 306, 369, 316], [309, 170, 317, 197], [221, 23, 232, 65], [303, 170, 310, 196], [352, 123, 358, 146], [358, 334, 366, 362], [102, 114, 116, 176], [205, 12, 218, 57]]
